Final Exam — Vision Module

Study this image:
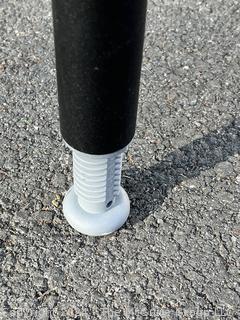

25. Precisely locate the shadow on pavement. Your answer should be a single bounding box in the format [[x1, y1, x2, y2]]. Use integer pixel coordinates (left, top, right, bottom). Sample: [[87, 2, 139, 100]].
[[123, 119, 240, 225]]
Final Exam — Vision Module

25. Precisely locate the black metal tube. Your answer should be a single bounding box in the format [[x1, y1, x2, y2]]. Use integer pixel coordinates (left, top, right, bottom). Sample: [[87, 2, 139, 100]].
[[52, 0, 146, 154]]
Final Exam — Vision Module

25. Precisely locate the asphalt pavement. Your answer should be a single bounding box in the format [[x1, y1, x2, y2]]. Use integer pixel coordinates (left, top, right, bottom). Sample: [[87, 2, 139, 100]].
[[1, 0, 240, 319]]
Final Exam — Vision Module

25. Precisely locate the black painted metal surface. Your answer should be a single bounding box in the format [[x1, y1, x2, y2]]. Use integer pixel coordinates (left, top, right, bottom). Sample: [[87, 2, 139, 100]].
[[52, 0, 146, 154]]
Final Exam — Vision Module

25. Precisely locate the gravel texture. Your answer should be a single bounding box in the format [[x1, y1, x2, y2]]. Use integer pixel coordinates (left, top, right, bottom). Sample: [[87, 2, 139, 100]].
[[1, 0, 240, 319]]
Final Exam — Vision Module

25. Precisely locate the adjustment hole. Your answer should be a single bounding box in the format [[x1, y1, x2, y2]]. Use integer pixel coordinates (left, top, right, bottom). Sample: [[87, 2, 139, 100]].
[[106, 201, 113, 208]]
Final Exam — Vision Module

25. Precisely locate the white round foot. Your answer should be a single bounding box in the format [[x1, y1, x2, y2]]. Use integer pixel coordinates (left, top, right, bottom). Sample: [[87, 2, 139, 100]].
[[63, 186, 130, 236]]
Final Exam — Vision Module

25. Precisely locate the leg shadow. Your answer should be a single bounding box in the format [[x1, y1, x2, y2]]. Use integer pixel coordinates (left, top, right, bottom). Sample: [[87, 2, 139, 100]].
[[123, 119, 240, 225]]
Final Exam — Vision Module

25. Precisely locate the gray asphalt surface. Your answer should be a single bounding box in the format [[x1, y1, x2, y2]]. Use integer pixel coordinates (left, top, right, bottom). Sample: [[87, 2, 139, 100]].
[[1, 0, 240, 319]]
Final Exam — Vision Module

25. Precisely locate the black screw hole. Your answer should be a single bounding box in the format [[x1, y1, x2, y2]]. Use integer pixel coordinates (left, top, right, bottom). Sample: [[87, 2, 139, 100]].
[[106, 201, 113, 208]]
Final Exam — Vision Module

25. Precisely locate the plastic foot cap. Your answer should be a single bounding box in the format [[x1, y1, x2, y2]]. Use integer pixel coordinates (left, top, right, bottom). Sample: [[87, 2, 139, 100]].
[[63, 186, 130, 236]]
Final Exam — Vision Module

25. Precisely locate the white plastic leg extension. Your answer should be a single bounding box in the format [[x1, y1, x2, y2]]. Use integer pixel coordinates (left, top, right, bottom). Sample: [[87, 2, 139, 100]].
[[63, 147, 130, 236]]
